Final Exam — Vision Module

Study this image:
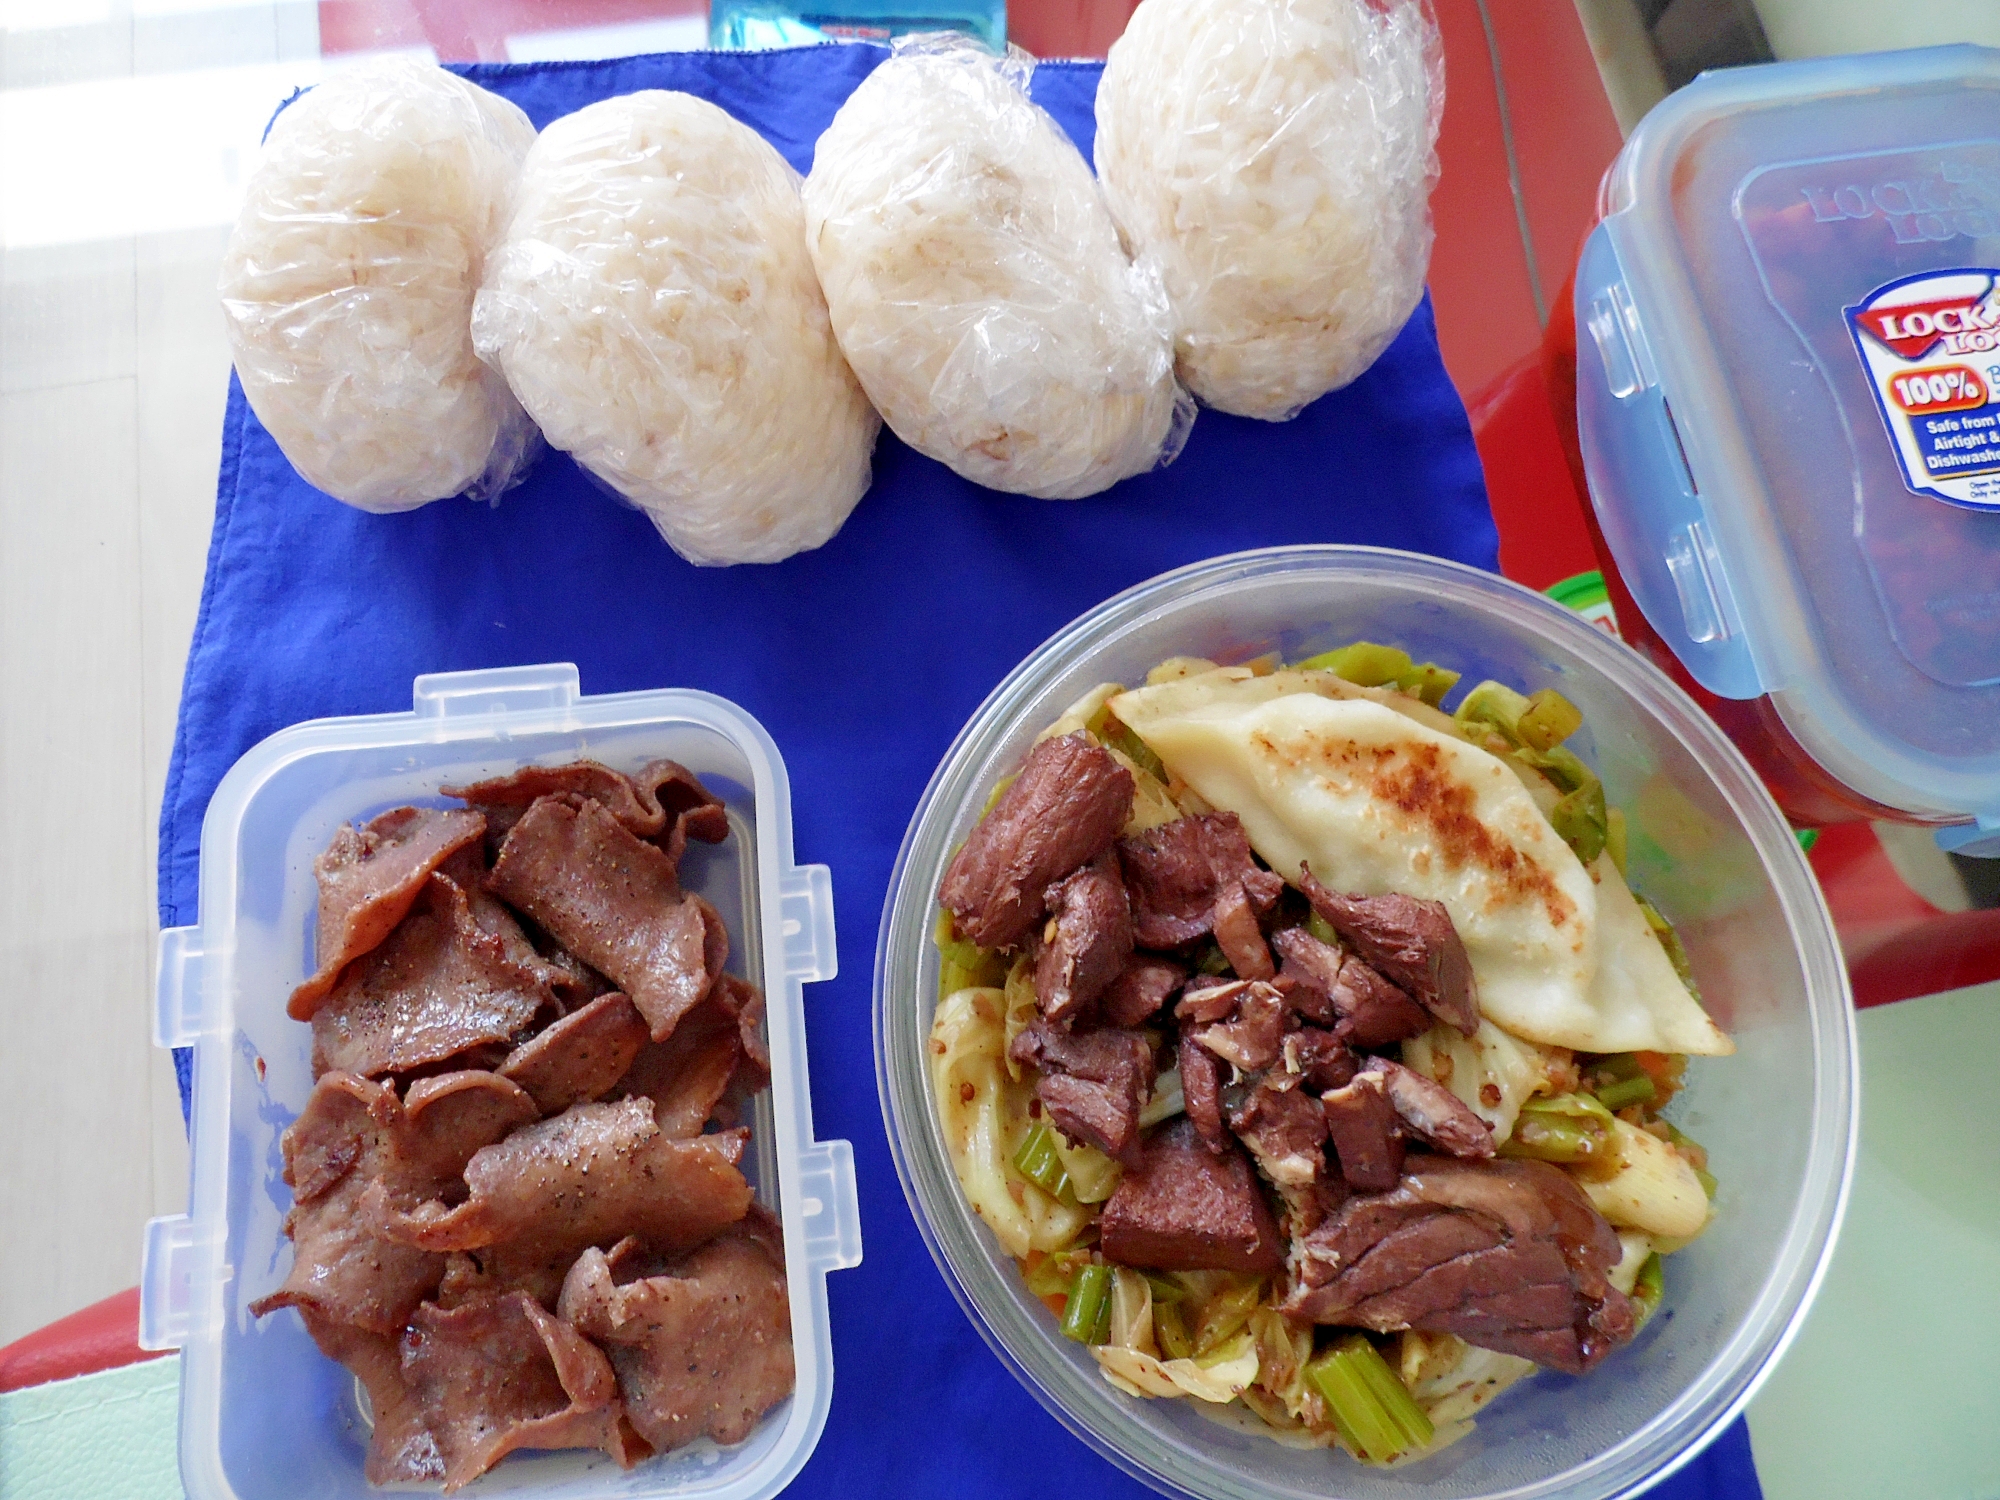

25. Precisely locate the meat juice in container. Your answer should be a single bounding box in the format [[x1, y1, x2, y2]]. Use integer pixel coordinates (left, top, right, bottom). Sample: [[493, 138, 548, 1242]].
[[1574, 44, 2000, 855], [137, 664, 862, 1500]]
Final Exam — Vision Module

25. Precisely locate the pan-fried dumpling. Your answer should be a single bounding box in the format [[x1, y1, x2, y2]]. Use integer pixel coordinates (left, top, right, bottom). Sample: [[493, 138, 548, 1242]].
[[1110, 673, 1733, 1056]]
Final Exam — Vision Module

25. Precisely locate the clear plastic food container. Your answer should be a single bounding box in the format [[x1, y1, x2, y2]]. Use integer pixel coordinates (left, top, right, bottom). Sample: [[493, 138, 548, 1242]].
[[139, 663, 862, 1500], [875, 547, 1854, 1500], [1574, 44, 2000, 854]]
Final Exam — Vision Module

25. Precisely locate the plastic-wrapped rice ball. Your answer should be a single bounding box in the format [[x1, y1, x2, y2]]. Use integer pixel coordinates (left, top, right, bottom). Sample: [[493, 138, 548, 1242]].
[[1095, 0, 1441, 421], [802, 37, 1190, 500], [219, 58, 541, 512], [473, 92, 880, 566]]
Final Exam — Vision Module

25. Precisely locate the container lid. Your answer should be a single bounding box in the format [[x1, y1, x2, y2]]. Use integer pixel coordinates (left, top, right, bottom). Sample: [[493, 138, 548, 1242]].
[[1575, 44, 2000, 823]]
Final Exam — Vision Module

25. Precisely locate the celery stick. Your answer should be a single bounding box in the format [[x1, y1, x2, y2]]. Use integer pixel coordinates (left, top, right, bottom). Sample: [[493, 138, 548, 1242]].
[[1517, 688, 1584, 751], [1606, 805, 1629, 878], [1193, 942, 1232, 976], [1013, 1123, 1072, 1200], [1550, 777, 1608, 864], [1306, 910, 1341, 946], [1102, 716, 1167, 782], [1499, 1093, 1616, 1164], [1632, 1252, 1665, 1328], [1061, 1264, 1113, 1344], [1305, 1335, 1433, 1464], [1595, 1074, 1657, 1112], [1023, 1248, 1091, 1298], [1297, 642, 1412, 686], [1454, 680, 1531, 742], [1394, 661, 1461, 707], [1155, 1301, 1196, 1361], [1143, 1274, 1187, 1306]]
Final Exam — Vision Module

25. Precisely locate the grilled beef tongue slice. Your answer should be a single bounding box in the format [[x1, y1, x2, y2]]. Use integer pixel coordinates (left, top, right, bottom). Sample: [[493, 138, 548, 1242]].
[[288, 806, 487, 1019], [1282, 1155, 1636, 1376], [1098, 1118, 1284, 1273], [1033, 852, 1134, 1027], [1100, 956, 1188, 1029], [940, 733, 1133, 951], [1008, 1017, 1154, 1165], [1297, 866, 1480, 1036]]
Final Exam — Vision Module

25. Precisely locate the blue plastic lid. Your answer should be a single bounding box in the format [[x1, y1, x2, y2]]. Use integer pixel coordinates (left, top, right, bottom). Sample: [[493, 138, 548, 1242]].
[[1576, 44, 2000, 823]]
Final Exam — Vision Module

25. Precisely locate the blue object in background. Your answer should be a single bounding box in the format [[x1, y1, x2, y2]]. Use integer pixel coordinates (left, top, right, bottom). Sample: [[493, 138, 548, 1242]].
[[711, 4, 1007, 51], [154, 41, 1755, 1500]]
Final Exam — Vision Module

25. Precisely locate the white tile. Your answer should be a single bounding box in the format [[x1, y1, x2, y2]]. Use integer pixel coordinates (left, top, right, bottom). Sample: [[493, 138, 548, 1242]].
[[0, 376, 155, 1346], [1, 237, 137, 393]]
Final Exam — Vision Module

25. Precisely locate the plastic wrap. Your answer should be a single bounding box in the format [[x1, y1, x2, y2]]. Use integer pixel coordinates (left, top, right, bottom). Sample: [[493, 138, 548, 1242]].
[[472, 91, 880, 567], [802, 36, 1191, 501], [1094, 0, 1442, 422], [218, 58, 542, 512]]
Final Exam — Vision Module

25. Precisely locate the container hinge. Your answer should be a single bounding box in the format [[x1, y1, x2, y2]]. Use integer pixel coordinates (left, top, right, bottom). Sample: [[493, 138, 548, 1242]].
[[1664, 520, 1737, 646], [412, 663, 580, 726], [1586, 279, 1658, 399], [139, 1215, 199, 1351], [779, 864, 838, 984], [1936, 815, 2000, 859], [794, 1140, 863, 1274], [155, 926, 204, 1049]]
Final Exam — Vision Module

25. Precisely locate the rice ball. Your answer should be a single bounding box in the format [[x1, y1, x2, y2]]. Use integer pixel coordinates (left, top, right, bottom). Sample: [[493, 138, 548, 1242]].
[[219, 58, 541, 511], [802, 38, 1190, 500], [473, 92, 880, 566], [1094, 0, 1441, 421]]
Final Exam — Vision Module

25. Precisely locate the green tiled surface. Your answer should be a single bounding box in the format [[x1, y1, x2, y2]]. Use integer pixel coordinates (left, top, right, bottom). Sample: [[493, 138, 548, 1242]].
[[0, 1353, 183, 1499], [1747, 980, 2000, 1500]]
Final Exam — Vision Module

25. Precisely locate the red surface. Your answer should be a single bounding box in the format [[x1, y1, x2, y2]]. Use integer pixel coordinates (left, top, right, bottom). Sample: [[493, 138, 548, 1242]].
[[321, 0, 706, 61], [0, 1288, 162, 1393]]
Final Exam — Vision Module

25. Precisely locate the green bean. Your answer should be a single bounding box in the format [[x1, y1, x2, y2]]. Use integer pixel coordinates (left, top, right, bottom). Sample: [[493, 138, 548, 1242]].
[[1305, 1334, 1434, 1464], [1296, 642, 1413, 687]]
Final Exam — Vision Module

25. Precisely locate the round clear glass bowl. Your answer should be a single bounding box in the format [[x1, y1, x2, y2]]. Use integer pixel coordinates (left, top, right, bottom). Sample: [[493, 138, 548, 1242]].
[[874, 546, 1856, 1500]]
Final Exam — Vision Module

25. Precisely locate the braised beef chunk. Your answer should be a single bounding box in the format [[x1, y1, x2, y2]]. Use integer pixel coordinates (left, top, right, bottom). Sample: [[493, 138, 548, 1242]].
[[289, 807, 488, 1019], [497, 992, 651, 1117], [1178, 1032, 1227, 1153], [1187, 980, 1291, 1072], [1227, 1079, 1329, 1188], [559, 1225, 793, 1454], [399, 1292, 636, 1492], [310, 875, 555, 1081], [1270, 970, 1337, 1026], [1298, 868, 1480, 1037], [940, 733, 1133, 950], [1328, 956, 1434, 1048], [1118, 814, 1284, 958], [1097, 1119, 1284, 1273], [1320, 1073, 1405, 1192], [1033, 852, 1134, 1026], [488, 797, 727, 1043], [1100, 956, 1187, 1029], [1282, 1028, 1357, 1093], [369, 1098, 752, 1263], [1008, 1018, 1154, 1165], [1176, 976, 1248, 1025], [1366, 1060, 1496, 1158], [1283, 1157, 1636, 1376]]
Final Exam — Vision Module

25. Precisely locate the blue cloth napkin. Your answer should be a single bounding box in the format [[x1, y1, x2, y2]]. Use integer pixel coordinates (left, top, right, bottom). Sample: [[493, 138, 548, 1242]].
[[158, 42, 1757, 1500]]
